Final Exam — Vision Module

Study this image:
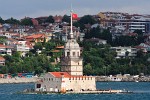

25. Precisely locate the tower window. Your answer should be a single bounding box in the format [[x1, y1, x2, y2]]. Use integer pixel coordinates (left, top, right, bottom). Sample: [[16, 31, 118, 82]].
[[67, 52, 70, 56], [77, 52, 79, 56], [73, 52, 75, 56]]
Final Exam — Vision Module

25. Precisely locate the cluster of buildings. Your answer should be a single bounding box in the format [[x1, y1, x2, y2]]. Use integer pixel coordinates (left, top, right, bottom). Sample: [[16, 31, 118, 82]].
[[0, 15, 84, 66], [0, 11, 150, 68], [97, 12, 150, 33], [96, 12, 150, 58]]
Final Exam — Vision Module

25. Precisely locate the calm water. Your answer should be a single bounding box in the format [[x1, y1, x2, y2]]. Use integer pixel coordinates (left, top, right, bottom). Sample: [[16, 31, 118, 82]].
[[0, 82, 150, 100]]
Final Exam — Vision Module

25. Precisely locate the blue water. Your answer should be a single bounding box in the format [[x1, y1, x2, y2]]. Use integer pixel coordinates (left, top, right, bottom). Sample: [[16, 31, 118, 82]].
[[0, 82, 150, 100]]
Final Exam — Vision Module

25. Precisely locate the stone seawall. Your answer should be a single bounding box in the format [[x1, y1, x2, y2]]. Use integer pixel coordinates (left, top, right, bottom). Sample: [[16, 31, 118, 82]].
[[96, 76, 150, 82], [0, 77, 39, 84]]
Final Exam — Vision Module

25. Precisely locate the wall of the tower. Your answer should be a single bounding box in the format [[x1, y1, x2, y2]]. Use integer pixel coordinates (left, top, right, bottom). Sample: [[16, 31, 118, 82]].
[[61, 58, 83, 76], [62, 76, 96, 92], [60, 37, 83, 76]]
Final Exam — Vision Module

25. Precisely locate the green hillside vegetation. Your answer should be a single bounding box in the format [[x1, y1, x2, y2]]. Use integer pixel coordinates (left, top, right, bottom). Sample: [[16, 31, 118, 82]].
[[0, 15, 149, 76], [0, 39, 64, 75]]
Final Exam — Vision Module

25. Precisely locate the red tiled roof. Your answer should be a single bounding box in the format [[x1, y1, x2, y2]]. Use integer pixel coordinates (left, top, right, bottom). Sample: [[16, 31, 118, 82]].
[[127, 33, 137, 36], [26, 41, 33, 48], [56, 46, 64, 49], [0, 44, 13, 48], [51, 50, 60, 52], [134, 46, 145, 49], [50, 72, 94, 78], [0, 56, 5, 61], [50, 72, 70, 78], [25, 34, 46, 39]]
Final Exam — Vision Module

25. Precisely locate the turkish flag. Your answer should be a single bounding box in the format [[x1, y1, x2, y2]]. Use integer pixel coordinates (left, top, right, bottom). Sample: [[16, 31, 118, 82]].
[[72, 13, 78, 19]]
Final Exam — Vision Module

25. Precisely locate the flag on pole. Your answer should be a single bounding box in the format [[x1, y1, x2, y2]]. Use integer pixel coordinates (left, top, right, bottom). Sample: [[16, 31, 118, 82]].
[[72, 13, 78, 19]]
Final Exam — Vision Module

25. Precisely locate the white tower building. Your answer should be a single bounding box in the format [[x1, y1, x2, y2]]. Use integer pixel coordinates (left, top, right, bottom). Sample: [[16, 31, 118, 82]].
[[61, 12, 83, 75]]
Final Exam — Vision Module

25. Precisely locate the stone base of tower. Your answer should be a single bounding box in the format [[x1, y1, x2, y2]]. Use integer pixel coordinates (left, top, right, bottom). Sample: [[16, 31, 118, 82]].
[[62, 75, 96, 92], [35, 72, 96, 93]]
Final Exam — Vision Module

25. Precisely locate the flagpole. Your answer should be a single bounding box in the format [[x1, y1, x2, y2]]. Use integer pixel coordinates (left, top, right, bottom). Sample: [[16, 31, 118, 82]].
[[70, 8, 73, 35]]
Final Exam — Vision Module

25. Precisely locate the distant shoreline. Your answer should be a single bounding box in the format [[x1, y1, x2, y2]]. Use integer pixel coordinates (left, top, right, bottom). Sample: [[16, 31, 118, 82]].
[[0, 77, 39, 84], [96, 76, 150, 82], [0, 76, 149, 84]]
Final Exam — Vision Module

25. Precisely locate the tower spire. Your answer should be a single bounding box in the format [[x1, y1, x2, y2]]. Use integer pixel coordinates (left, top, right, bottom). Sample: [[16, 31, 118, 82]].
[[69, 8, 74, 39]]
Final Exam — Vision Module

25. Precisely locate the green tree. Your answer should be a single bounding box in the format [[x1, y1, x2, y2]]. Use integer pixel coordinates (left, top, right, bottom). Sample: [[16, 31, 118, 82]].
[[45, 15, 54, 23], [134, 30, 143, 35], [62, 15, 70, 23], [20, 18, 33, 26], [33, 42, 43, 50], [5, 17, 20, 25], [83, 63, 93, 75], [0, 36, 7, 44], [35, 66, 43, 74], [0, 17, 4, 24], [73, 21, 85, 31], [79, 15, 96, 25]]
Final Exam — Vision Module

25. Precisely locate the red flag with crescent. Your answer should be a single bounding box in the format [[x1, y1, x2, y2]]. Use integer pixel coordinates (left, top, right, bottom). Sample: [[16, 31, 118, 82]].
[[72, 13, 78, 19]]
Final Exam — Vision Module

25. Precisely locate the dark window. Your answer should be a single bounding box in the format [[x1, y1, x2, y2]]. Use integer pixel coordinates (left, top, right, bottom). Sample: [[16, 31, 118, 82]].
[[36, 84, 41, 88], [67, 52, 70, 56], [73, 52, 75, 56]]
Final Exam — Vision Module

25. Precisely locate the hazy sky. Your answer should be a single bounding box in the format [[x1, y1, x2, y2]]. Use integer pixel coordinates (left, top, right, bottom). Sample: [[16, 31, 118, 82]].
[[0, 0, 150, 19]]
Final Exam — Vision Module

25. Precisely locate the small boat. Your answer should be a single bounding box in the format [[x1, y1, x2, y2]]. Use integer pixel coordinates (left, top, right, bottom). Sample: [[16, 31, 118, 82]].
[[135, 80, 139, 82]]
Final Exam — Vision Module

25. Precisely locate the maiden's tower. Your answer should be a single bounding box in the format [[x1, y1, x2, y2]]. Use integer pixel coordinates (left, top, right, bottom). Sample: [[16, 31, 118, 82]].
[[35, 11, 96, 93]]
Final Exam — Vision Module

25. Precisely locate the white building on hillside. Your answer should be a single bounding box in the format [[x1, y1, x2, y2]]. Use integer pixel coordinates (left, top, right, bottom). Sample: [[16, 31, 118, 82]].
[[111, 46, 137, 58], [15, 39, 33, 57], [35, 12, 96, 93], [0, 44, 12, 56]]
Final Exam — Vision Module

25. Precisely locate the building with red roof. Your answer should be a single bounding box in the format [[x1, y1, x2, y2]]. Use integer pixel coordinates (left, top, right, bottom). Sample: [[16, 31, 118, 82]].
[[32, 18, 39, 26], [0, 56, 5, 66], [0, 44, 12, 56], [54, 15, 63, 23], [24, 33, 48, 45]]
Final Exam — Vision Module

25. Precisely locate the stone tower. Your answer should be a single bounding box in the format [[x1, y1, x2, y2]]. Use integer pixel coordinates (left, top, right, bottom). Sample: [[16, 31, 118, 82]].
[[61, 12, 83, 76]]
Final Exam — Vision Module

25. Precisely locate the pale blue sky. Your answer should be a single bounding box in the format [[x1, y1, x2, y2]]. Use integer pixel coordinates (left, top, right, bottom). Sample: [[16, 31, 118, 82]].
[[0, 0, 149, 19]]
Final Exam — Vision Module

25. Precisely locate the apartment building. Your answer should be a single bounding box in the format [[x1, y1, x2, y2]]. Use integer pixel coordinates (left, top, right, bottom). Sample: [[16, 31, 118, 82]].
[[111, 46, 137, 58], [98, 12, 150, 33], [0, 44, 12, 56]]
